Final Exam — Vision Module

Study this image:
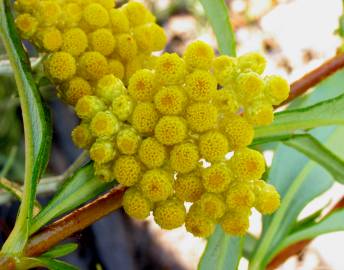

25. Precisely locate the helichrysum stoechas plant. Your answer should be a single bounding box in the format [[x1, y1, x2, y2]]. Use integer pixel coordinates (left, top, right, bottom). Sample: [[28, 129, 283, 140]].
[[15, 0, 290, 238]]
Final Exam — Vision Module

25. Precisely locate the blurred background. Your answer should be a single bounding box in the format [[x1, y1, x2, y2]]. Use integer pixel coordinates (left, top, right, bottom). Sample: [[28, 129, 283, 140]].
[[0, 0, 344, 269]]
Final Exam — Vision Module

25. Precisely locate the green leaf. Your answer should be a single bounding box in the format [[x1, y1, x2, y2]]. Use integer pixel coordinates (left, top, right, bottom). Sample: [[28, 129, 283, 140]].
[[254, 92, 344, 141], [42, 243, 78, 258], [0, 0, 51, 253], [18, 257, 78, 270], [274, 209, 344, 257], [199, 0, 236, 56], [30, 163, 114, 234], [199, 226, 243, 270]]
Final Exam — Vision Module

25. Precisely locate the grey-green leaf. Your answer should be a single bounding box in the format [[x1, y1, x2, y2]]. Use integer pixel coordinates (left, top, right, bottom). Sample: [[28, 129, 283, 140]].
[[199, 226, 243, 270], [199, 0, 236, 56], [19, 257, 78, 270], [42, 243, 78, 258]]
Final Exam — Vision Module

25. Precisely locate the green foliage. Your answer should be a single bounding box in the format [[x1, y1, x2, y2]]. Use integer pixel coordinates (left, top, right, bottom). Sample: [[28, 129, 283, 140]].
[[17, 257, 78, 270], [42, 243, 78, 259]]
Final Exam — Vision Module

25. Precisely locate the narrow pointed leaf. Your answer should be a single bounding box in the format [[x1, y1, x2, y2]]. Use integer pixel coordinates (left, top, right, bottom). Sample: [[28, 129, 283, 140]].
[[42, 243, 78, 258]]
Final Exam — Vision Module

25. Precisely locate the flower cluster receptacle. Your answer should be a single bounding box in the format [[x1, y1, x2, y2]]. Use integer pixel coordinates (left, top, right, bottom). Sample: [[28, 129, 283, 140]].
[[15, 1, 289, 238]]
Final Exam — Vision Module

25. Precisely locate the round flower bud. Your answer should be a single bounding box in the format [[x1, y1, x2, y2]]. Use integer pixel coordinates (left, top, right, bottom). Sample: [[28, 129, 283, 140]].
[[82, 3, 109, 28], [94, 162, 113, 182], [46, 52, 76, 81], [116, 34, 138, 61], [89, 28, 116, 56], [15, 13, 38, 38], [128, 69, 157, 102], [236, 72, 265, 105], [112, 94, 134, 121], [14, 0, 39, 12], [71, 123, 93, 148], [155, 116, 187, 145], [122, 1, 154, 27], [183, 40, 215, 70], [199, 193, 226, 220], [75, 95, 105, 120], [170, 143, 199, 174], [199, 131, 229, 162], [140, 169, 173, 202], [202, 163, 232, 193], [116, 127, 140, 155], [139, 137, 166, 169], [96, 74, 125, 104], [175, 172, 204, 202], [219, 113, 254, 150], [212, 55, 237, 86], [155, 53, 186, 85], [113, 155, 141, 186], [36, 1, 61, 26], [123, 187, 152, 220], [264, 75, 290, 105], [134, 23, 167, 52], [229, 148, 265, 181], [185, 70, 217, 101], [94, 0, 115, 10], [62, 3, 82, 28], [38, 27, 62, 51], [237, 52, 266, 75], [185, 202, 215, 238], [109, 9, 129, 33], [131, 102, 159, 134], [244, 101, 274, 126], [186, 103, 218, 133], [64, 77, 93, 106], [89, 140, 116, 164], [253, 180, 280, 214], [62, 28, 88, 56], [154, 86, 186, 115], [213, 89, 239, 113], [226, 182, 255, 210], [108, 59, 125, 80], [221, 209, 250, 236], [79, 51, 108, 80], [90, 111, 119, 138], [153, 198, 186, 230]]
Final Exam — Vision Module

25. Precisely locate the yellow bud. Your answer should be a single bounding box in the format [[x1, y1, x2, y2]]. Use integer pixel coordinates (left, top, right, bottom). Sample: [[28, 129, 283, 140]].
[[89, 139, 116, 164], [264, 75, 290, 105], [155, 116, 187, 145], [112, 94, 134, 121], [123, 187, 152, 220], [175, 172, 204, 202], [124, 57, 142, 83], [108, 59, 125, 80], [134, 23, 167, 52], [109, 9, 130, 34], [94, 162, 113, 182], [116, 127, 140, 155], [38, 27, 62, 52], [122, 1, 155, 27], [253, 180, 280, 214], [212, 55, 237, 86], [183, 40, 215, 70], [96, 74, 125, 104], [82, 3, 109, 29], [185, 70, 217, 101], [170, 143, 199, 174], [62, 28, 88, 56], [229, 148, 265, 181], [185, 202, 215, 238], [186, 103, 218, 133], [14, 0, 39, 13], [90, 111, 119, 138], [75, 95, 105, 120], [213, 88, 239, 113], [238, 52, 266, 75], [236, 72, 265, 105], [139, 137, 166, 169], [154, 86, 186, 115], [63, 77, 93, 106], [116, 34, 138, 61], [128, 69, 157, 102], [113, 155, 141, 186], [155, 53, 186, 85], [71, 123, 93, 148], [61, 3, 82, 28], [199, 193, 226, 220], [153, 197, 186, 230], [140, 169, 173, 202], [93, 0, 115, 10], [79, 51, 109, 80], [221, 209, 250, 236], [226, 182, 255, 210], [199, 131, 229, 162], [202, 163, 232, 193], [35, 1, 61, 26], [46, 52, 76, 81], [244, 101, 274, 126], [131, 102, 159, 134], [15, 13, 38, 39], [90, 28, 116, 56]]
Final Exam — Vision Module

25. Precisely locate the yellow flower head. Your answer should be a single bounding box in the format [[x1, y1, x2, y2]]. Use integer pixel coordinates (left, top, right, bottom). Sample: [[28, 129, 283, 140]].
[[154, 116, 187, 145], [219, 113, 254, 150], [89, 28, 116, 56], [128, 69, 157, 102], [212, 55, 237, 86], [123, 187, 152, 220], [125, 57, 143, 83], [155, 53, 186, 85], [93, 0, 115, 10], [220, 209, 250, 236], [112, 94, 134, 121], [122, 1, 155, 27], [46, 52, 76, 81], [63, 76, 93, 106], [96, 74, 126, 105], [78, 51, 109, 80], [229, 148, 266, 181], [14, 0, 39, 13], [264, 75, 290, 105], [109, 9, 130, 34], [213, 88, 239, 113], [82, 3, 109, 29], [170, 142, 199, 174], [113, 155, 142, 186], [236, 72, 265, 105], [175, 172, 204, 202], [138, 137, 167, 169], [244, 101, 274, 126], [94, 162, 113, 182], [131, 102, 159, 134], [134, 23, 167, 52], [116, 34, 138, 61], [35, 1, 61, 26], [75, 95, 105, 120], [71, 123, 93, 149], [153, 197, 186, 230], [226, 182, 255, 210], [185, 70, 217, 101], [199, 131, 229, 162], [199, 193, 226, 220], [61, 3, 82, 28], [186, 103, 218, 133], [139, 169, 173, 202], [183, 40, 215, 70], [238, 52, 266, 75], [253, 180, 280, 214], [185, 202, 215, 238], [38, 27, 62, 52], [15, 13, 38, 39], [116, 127, 140, 155], [154, 86, 186, 115], [62, 28, 88, 56], [90, 111, 119, 138], [108, 59, 125, 80], [202, 163, 232, 193], [89, 139, 116, 164]]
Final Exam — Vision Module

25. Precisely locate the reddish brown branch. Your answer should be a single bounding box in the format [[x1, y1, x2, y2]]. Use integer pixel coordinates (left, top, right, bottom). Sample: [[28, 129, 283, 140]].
[[24, 185, 126, 257]]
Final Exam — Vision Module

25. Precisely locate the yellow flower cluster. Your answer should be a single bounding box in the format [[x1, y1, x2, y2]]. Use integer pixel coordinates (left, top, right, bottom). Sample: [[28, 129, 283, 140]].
[[15, 1, 290, 238]]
